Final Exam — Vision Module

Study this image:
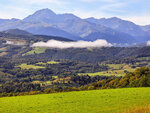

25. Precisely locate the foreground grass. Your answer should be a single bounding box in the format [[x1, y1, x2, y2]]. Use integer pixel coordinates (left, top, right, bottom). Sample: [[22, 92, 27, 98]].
[[122, 105, 150, 113], [0, 88, 150, 113]]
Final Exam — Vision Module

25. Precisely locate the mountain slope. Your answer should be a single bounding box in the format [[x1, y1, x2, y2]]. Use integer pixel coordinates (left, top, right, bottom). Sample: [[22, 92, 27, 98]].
[[141, 25, 150, 35], [0, 18, 20, 25], [0, 20, 81, 40], [86, 17, 145, 37], [25, 26, 81, 40], [86, 17, 150, 42]]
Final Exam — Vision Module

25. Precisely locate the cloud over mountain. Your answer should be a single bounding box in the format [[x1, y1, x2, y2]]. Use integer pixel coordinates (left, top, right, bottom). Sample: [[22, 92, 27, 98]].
[[32, 39, 112, 48], [147, 41, 150, 46]]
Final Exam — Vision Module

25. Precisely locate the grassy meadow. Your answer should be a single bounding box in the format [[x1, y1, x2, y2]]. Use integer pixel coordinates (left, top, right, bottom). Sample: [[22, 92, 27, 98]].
[[37, 61, 60, 65], [16, 63, 45, 69], [0, 88, 150, 113], [79, 64, 136, 77], [22, 47, 47, 56], [16, 61, 59, 69]]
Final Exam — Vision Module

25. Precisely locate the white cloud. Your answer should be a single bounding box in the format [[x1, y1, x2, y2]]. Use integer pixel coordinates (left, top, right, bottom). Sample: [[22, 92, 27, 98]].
[[147, 41, 150, 46], [32, 39, 112, 48]]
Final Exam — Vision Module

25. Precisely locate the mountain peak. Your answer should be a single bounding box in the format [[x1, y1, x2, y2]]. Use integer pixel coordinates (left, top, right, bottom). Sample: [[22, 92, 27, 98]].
[[23, 8, 57, 23], [86, 17, 96, 20], [109, 17, 120, 20], [34, 8, 56, 15]]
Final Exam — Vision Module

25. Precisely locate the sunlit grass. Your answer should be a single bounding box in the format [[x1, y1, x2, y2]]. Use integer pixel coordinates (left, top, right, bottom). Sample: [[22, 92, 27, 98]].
[[22, 47, 47, 56], [0, 88, 149, 113], [16, 63, 45, 69], [122, 105, 150, 113]]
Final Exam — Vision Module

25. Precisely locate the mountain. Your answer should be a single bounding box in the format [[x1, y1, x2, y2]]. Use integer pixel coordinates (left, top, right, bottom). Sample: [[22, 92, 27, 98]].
[[23, 9, 80, 24], [86, 17, 150, 42], [86, 17, 144, 36], [0, 19, 81, 41], [23, 8, 58, 23], [0, 9, 81, 40], [141, 25, 150, 35], [21, 9, 137, 44], [22, 9, 135, 44], [0, 8, 150, 45], [0, 18, 20, 26]]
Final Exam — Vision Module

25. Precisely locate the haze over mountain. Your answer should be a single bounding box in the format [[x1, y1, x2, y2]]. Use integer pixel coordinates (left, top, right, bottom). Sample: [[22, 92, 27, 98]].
[[0, 8, 150, 45]]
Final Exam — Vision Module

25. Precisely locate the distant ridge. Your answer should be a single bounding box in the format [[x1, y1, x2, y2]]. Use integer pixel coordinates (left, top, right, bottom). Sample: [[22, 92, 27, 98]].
[[0, 29, 73, 42], [3, 29, 32, 36]]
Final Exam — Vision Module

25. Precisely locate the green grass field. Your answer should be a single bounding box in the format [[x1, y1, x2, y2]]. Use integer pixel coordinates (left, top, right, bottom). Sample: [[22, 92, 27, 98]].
[[0, 47, 7, 52], [23, 47, 47, 56], [37, 61, 60, 65], [47, 61, 60, 64], [16, 63, 45, 69], [79, 69, 135, 77], [79, 64, 135, 77], [0, 52, 8, 57], [0, 88, 150, 113], [79, 71, 117, 76]]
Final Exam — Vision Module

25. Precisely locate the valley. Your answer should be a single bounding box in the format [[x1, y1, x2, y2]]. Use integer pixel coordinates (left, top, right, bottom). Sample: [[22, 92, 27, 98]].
[[0, 6, 150, 113]]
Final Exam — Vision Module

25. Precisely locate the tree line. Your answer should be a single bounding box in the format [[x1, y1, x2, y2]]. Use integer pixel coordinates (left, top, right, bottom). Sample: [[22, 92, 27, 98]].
[[0, 67, 149, 97]]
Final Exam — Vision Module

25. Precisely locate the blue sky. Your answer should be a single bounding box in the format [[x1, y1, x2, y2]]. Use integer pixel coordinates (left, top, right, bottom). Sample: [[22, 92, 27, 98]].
[[0, 0, 150, 25]]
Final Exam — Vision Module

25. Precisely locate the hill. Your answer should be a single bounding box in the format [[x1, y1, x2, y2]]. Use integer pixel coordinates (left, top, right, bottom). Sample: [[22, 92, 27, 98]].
[[0, 88, 149, 113], [0, 30, 73, 44], [21, 46, 150, 63], [3, 29, 32, 36]]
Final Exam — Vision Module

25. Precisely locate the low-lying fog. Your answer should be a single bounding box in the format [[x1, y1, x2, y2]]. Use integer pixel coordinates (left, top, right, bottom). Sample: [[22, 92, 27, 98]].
[[5, 40, 26, 46], [31, 39, 112, 48]]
